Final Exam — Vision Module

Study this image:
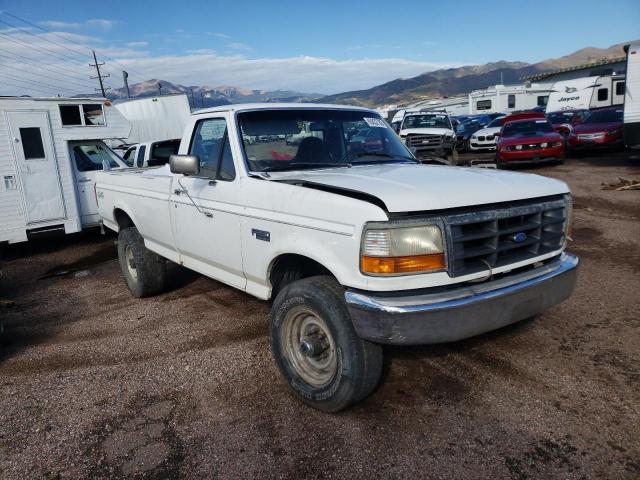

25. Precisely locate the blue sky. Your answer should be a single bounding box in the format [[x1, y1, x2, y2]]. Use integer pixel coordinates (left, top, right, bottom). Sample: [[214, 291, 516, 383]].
[[0, 0, 638, 95]]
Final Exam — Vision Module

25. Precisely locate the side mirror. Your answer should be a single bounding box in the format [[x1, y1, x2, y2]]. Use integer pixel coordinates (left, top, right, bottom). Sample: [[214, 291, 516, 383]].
[[494, 132, 501, 137], [170, 154, 200, 175]]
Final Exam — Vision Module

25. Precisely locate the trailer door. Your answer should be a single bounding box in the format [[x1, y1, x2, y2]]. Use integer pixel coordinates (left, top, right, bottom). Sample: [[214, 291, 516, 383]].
[[7, 111, 65, 224]]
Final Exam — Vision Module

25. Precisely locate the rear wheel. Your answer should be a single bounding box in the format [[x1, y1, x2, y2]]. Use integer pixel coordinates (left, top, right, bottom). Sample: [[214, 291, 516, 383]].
[[117, 227, 166, 298], [270, 276, 383, 412]]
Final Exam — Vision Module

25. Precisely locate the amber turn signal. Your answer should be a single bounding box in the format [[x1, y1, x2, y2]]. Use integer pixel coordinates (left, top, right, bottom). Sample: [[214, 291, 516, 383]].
[[361, 253, 446, 274]]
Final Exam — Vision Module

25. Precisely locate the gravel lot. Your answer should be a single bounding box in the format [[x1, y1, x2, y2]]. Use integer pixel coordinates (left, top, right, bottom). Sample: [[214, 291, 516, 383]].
[[1, 151, 639, 479]]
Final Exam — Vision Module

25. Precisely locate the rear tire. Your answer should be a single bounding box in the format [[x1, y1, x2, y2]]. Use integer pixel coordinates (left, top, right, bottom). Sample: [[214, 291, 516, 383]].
[[270, 276, 383, 412], [117, 227, 166, 298]]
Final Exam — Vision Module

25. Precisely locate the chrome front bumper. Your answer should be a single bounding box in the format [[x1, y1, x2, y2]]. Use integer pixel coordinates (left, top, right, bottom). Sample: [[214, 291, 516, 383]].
[[345, 253, 579, 345]]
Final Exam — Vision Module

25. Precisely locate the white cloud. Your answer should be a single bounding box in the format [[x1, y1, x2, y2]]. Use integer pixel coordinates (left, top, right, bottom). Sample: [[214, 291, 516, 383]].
[[0, 29, 461, 96], [39, 20, 82, 29], [39, 19, 117, 31], [115, 54, 460, 94], [208, 32, 230, 39], [227, 42, 252, 51]]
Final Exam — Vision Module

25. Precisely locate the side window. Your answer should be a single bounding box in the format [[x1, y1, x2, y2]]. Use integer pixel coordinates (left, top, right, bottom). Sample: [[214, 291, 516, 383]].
[[123, 147, 136, 167], [19, 127, 46, 160], [476, 99, 491, 110], [615, 82, 625, 96], [136, 145, 146, 167], [537, 95, 549, 107], [597, 88, 608, 102], [189, 118, 227, 178], [507, 94, 516, 109], [59, 105, 82, 126]]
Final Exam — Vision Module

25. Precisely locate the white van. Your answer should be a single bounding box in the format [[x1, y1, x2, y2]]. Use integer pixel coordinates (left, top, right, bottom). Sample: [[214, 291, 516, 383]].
[[0, 97, 130, 244]]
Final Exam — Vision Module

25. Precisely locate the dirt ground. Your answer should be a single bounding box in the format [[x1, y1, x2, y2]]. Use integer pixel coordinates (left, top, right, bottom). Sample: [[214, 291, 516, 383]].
[[1, 151, 639, 479]]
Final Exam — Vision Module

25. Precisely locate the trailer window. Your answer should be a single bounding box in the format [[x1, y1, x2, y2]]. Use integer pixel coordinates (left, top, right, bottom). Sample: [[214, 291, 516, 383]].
[[19, 128, 46, 160], [82, 104, 105, 126], [615, 82, 625, 96], [507, 94, 516, 109], [59, 105, 82, 126], [597, 88, 608, 102], [476, 100, 492, 110], [537, 95, 549, 107]]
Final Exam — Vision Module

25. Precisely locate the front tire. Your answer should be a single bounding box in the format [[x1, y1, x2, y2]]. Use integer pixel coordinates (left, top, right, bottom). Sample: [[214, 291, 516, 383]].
[[270, 276, 383, 412], [117, 226, 166, 298]]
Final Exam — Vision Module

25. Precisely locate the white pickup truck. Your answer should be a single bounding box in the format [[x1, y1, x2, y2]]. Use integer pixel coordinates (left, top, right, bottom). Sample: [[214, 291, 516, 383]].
[[96, 103, 578, 412]]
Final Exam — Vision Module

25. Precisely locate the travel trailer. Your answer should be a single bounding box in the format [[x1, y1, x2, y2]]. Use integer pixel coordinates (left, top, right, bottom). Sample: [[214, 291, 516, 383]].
[[545, 75, 626, 113], [468, 84, 552, 114], [114, 93, 191, 146], [0, 97, 130, 244], [623, 44, 640, 149]]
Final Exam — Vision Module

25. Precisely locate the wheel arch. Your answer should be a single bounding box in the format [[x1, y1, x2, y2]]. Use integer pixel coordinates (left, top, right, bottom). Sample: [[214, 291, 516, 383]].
[[267, 253, 337, 299]]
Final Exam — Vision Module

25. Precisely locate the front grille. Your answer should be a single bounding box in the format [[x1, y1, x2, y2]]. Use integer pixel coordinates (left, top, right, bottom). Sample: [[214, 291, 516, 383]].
[[406, 134, 442, 148], [477, 135, 485, 141], [486, 135, 494, 141], [446, 197, 567, 277]]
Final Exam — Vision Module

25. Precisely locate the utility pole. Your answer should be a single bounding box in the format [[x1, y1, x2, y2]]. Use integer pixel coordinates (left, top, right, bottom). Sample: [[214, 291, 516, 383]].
[[158, 83, 162, 96], [200, 92, 204, 108], [190, 88, 195, 108], [123, 71, 131, 98], [89, 50, 109, 97]]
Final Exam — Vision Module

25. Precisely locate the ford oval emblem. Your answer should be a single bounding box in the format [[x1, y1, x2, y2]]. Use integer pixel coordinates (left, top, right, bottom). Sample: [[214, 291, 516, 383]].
[[510, 232, 528, 243]]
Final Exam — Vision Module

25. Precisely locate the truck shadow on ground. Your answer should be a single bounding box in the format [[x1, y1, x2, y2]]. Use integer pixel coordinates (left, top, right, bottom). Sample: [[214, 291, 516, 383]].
[[369, 316, 539, 408]]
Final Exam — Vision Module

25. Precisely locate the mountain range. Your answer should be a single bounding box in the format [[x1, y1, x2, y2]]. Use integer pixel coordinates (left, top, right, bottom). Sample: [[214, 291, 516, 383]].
[[99, 41, 634, 109], [320, 41, 633, 107], [105, 80, 322, 107]]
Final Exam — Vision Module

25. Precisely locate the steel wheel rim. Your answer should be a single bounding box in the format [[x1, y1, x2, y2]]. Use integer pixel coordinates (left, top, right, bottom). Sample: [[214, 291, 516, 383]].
[[281, 306, 337, 388], [125, 245, 137, 280]]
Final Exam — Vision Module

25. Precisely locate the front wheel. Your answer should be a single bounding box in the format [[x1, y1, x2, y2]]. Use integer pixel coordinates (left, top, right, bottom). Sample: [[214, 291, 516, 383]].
[[270, 276, 383, 412]]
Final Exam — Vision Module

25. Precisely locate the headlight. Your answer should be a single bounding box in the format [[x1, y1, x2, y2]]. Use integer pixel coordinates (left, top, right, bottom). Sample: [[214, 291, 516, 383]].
[[361, 225, 445, 275], [471, 135, 477, 140]]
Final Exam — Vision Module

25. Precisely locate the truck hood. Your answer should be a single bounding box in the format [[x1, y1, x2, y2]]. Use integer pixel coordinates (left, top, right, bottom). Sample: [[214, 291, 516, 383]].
[[270, 163, 568, 213], [400, 128, 455, 136]]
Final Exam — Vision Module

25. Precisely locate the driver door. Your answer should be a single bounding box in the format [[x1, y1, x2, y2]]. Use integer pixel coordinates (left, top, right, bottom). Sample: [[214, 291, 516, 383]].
[[171, 117, 245, 289]]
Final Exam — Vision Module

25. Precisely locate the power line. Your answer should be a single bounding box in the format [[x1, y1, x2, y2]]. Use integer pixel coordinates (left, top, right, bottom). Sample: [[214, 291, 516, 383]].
[[1, 11, 150, 84], [0, 49, 96, 86], [0, 19, 92, 65], [0, 71, 80, 95], [0, 30, 90, 69], [0, 54, 100, 91], [0, 80, 63, 96]]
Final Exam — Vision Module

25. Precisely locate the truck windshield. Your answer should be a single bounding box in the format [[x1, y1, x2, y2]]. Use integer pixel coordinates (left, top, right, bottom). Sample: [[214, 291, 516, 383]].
[[238, 109, 414, 172], [402, 114, 451, 130]]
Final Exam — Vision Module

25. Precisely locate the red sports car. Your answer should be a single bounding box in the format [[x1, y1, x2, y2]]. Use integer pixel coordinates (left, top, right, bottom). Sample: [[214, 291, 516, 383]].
[[566, 107, 624, 151], [496, 117, 565, 166]]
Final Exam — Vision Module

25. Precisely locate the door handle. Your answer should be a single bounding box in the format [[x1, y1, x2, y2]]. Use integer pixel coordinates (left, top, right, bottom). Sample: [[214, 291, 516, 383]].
[[78, 178, 92, 183]]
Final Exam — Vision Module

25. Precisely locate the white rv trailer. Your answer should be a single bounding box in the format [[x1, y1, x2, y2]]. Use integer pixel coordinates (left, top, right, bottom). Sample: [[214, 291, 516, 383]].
[[623, 44, 640, 149], [114, 93, 191, 145], [545, 75, 626, 113], [468, 84, 552, 114], [0, 97, 130, 244]]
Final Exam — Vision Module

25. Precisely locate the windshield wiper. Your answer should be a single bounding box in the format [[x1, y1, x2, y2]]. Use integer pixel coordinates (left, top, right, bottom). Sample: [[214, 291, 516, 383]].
[[342, 151, 417, 164], [262, 162, 352, 173]]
